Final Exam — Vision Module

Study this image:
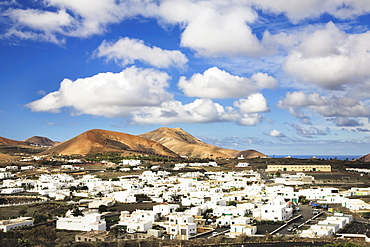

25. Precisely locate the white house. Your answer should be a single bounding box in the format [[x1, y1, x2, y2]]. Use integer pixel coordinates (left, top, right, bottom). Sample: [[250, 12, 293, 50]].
[[181, 197, 204, 206], [88, 198, 115, 209], [117, 211, 153, 233], [164, 213, 197, 240], [341, 198, 370, 211], [300, 225, 334, 238], [0, 172, 12, 179], [259, 196, 293, 221], [236, 163, 249, 167], [106, 191, 137, 203], [121, 160, 142, 166], [153, 203, 180, 216], [1, 188, 24, 194], [56, 211, 106, 231], [0, 217, 33, 232], [226, 224, 257, 238], [216, 215, 251, 227]]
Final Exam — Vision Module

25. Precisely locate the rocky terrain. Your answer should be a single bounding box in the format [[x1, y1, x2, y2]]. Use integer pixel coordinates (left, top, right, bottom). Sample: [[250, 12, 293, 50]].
[[0, 127, 266, 159], [140, 127, 266, 159]]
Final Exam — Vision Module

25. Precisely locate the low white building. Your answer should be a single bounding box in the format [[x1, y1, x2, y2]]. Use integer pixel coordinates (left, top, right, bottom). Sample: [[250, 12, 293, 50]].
[[56, 211, 106, 231], [341, 198, 370, 211], [226, 224, 257, 238], [163, 213, 197, 240], [236, 163, 249, 167], [121, 160, 142, 166], [0, 172, 12, 179], [0, 217, 33, 232], [117, 211, 153, 233], [21, 166, 35, 170], [106, 191, 137, 203], [153, 203, 180, 216], [1, 188, 24, 194], [259, 196, 293, 221], [88, 198, 115, 209], [300, 225, 334, 238]]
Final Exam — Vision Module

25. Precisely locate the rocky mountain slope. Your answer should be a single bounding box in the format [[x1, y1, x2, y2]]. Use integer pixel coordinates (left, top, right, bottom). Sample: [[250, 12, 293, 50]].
[[0, 136, 27, 146], [0, 128, 267, 159], [139, 127, 266, 159], [355, 154, 370, 162], [24, 136, 58, 147], [43, 129, 179, 157]]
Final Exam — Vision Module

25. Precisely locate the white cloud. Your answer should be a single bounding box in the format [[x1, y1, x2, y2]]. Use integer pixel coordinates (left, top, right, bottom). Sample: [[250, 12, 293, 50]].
[[5, 8, 72, 43], [331, 117, 361, 127], [158, 0, 263, 57], [178, 67, 277, 99], [6, 8, 72, 32], [249, 0, 370, 23], [277, 91, 325, 108], [234, 93, 270, 114], [94, 37, 188, 68], [284, 22, 370, 89], [130, 98, 240, 125], [290, 123, 330, 138], [311, 97, 370, 117], [4, 0, 156, 42], [269, 129, 286, 137], [27, 67, 173, 117], [237, 113, 263, 126], [278, 91, 370, 119]]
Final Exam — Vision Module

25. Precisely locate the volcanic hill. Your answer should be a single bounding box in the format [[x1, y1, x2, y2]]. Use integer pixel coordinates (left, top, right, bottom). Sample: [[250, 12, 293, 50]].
[[139, 127, 266, 159], [24, 136, 58, 147], [356, 154, 370, 162], [43, 129, 179, 157], [0, 136, 27, 146]]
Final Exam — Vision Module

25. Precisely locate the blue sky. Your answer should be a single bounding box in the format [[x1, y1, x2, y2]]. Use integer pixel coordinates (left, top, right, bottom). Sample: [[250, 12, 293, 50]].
[[1, 0, 370, 156]]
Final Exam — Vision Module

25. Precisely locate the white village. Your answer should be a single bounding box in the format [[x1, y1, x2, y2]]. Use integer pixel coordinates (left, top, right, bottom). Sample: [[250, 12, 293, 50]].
[[1, 156, 370, 246]]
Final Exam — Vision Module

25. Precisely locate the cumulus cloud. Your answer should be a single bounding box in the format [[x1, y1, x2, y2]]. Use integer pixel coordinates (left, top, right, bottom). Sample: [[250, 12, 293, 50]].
[[26, 66, 272, 126], [284, 22, 370, 89], [130, 98, 240, 125], [234, 93, 270, 114], [236, 113, 263, 126], [268, 129, 286, 137], [94, 37, 188, 68], [158, 0, 263, 57], [200, 136, 269, 148], [4, 0, 155, 43], [331, 117, 361, 127], [26, 67, 173, 117], [277, 91, 325, 108], [249, 0, 370, 23], [178, 67, 277, 99], [278, 91, 370, 119], [290, 123, 330, 138], [355, 128, 370, 132]]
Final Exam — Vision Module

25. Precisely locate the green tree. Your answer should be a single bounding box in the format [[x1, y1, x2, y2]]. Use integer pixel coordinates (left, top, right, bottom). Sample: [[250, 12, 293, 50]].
[[98, 205, 108, 213], [299, 195, 307, 204], [72, 207, 84, 217], [18, 208, 27, 217], [33, 214, 49, 224]]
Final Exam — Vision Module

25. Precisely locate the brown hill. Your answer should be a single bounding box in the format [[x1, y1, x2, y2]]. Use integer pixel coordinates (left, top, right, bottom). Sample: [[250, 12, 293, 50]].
[[24, 136, 57, 147], [43, 129, 179, 157], [356, 154, 370, 162], [0, 136, 27, 146], [139, 127, 266, 159]]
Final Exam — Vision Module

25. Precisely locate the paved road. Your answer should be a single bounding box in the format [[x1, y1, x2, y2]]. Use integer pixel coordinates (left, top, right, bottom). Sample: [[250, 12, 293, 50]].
[[276, 204, 325, 235], [257, 170, 273, 183]]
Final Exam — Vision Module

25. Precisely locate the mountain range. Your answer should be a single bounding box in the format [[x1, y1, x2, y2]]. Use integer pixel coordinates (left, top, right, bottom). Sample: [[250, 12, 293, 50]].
[[0, 127, 266, 160]]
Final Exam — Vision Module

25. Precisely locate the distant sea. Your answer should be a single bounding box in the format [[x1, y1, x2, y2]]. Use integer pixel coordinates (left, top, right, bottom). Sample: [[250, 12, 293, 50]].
[[269, 155, 362, 161]]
